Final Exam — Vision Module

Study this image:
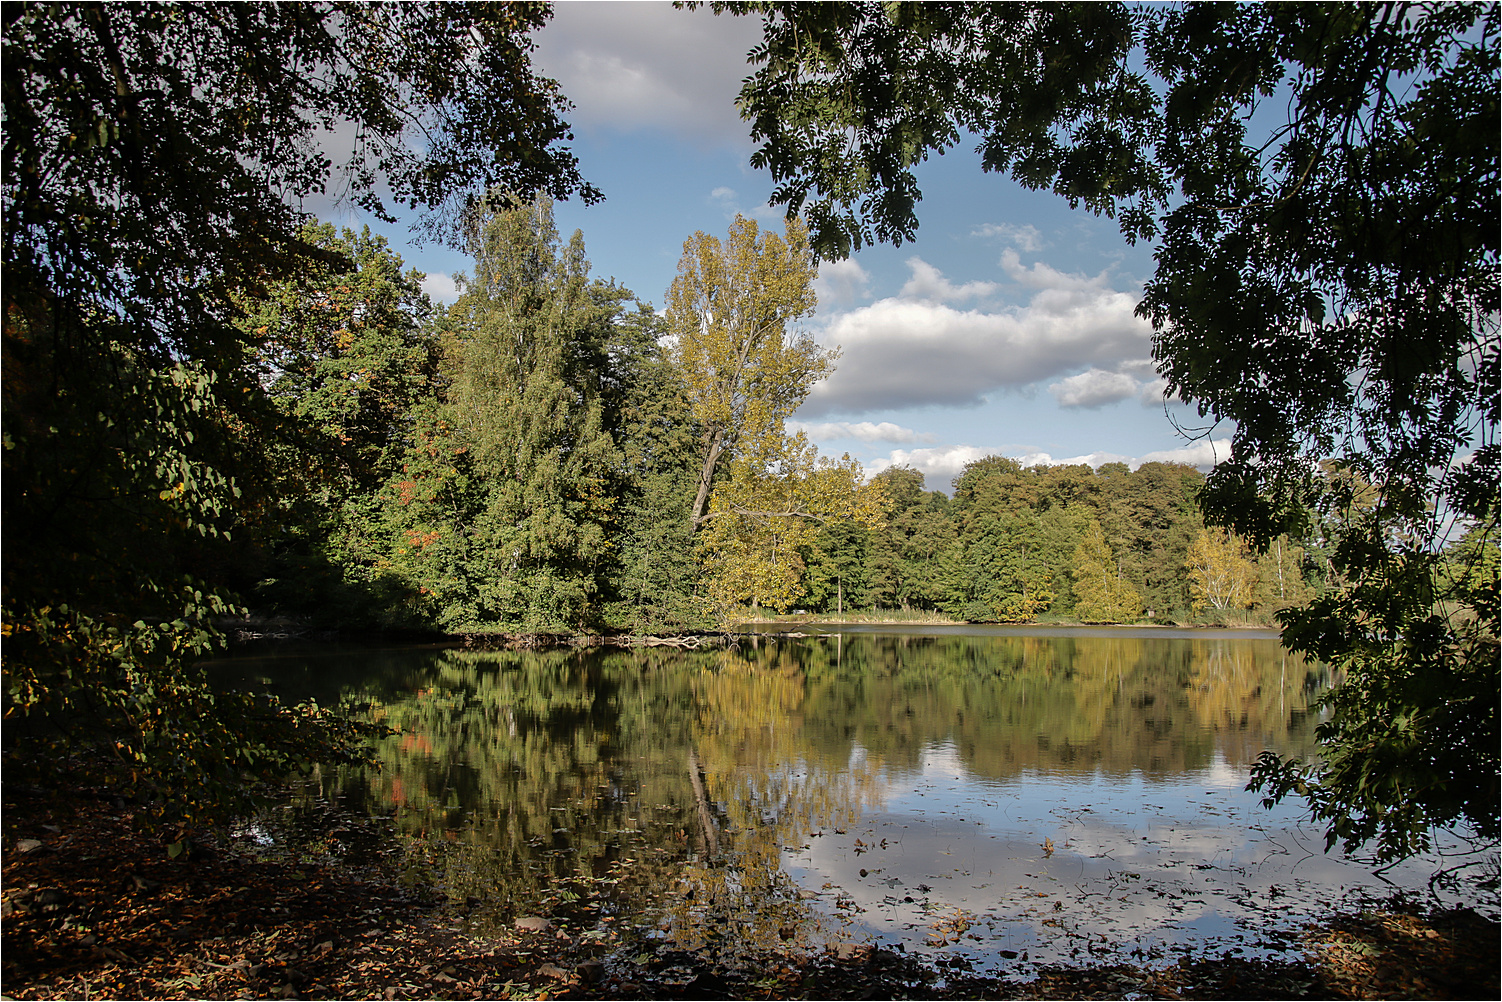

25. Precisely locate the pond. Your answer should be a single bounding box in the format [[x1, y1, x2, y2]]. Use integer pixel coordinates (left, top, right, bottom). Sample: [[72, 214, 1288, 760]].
[[205, 627, 1495, 979]]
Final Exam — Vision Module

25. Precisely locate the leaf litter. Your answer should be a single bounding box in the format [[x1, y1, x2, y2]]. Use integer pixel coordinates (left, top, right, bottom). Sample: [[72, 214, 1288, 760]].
[[3, 786, 1496, 1000]]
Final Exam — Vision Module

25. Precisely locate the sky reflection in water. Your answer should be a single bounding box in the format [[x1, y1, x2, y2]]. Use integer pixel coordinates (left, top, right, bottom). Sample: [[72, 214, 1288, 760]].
[[208, 629, 1496, 974]]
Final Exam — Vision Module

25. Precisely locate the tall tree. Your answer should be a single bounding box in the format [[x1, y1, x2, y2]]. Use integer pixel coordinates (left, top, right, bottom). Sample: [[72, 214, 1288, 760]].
[[599, 305, 708, 632], [666, 214, 834, 527], [428, 194, 622, 631], [708, 0, 1499, 862], [2, 2, 597, 821], [231, 223, 444, 623]]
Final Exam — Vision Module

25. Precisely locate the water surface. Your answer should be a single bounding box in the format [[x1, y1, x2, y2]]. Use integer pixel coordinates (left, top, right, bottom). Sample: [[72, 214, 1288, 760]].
[[206, 628, 1494, 976]]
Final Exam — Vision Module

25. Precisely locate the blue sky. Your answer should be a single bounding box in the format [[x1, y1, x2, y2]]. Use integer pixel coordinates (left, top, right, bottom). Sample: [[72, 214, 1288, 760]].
[[320, 2, 1231, 490]]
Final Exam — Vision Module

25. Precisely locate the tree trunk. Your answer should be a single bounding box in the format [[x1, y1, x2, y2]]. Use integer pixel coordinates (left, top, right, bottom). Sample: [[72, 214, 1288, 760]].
[[690, 426, 725, 527]]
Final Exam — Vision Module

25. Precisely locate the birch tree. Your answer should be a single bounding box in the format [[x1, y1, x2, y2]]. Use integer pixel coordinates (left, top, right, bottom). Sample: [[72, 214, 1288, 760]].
[[666, 214, 834, 527], [1185, 527, 1258, 614]]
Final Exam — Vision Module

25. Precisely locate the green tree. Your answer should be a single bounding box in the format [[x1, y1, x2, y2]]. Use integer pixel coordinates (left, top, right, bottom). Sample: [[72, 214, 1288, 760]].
[[601, 305, 709, 632], [1254, 535, 1314, 615], [3, 2, 597, 822], [666, 215, 835, 527], [411, 194, 623, 631], [1072, 521, 1145, 623], [709, 0, 1499, 861], [866, 467, 956, 612], [804, 520, 871, 616], [230, 224, 445, 624], [242, 224, 442, 489]]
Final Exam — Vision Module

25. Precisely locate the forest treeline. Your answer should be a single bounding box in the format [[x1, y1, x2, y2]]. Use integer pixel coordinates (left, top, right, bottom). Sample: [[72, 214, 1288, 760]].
[[229, 195, 1486, 635]]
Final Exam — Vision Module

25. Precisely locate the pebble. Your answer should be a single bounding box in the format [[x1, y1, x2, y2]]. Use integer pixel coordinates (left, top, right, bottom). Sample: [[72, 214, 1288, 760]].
[[514, 915, 552, 933]]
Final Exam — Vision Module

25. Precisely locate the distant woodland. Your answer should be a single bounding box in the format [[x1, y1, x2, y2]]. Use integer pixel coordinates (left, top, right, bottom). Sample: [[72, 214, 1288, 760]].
[[226, 201, 1473, 635]]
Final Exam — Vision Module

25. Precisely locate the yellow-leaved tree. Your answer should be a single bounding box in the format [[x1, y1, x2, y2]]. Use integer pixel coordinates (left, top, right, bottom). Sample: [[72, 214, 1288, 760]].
[[698, 434, 887, 618], [667, 214, 836, 527], [1070, 520, 1144, 623], [1185, 527, 1259, 613]]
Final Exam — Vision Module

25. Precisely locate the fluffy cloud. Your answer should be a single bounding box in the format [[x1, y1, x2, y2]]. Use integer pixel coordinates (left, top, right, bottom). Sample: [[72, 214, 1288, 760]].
[[787, 420, 936, 444], [973, 222, 1045, 252], [531, 3, 764, 146], [1016, 439, 1232, 471], [865, 438, 1233, 490], [865, 445, 1005, 485], [1048, 368, 1141, 408], [814, 259, 872, 309], [1046, 365, 1174, 409], [1138, 377, 1171, 406], [899, 257, 998, 303], [1135, 439, 1233, 468], [420, 272, 463, 304], [803, 260, 1150, 415]]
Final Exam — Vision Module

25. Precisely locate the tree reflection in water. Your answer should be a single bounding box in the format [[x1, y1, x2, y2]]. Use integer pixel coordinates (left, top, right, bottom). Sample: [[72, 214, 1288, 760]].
[[217, 631, 1352, 968]]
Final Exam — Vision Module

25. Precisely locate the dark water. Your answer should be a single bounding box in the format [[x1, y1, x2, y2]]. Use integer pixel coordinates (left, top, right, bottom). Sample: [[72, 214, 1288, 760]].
[[204, 628, 1495, 975]]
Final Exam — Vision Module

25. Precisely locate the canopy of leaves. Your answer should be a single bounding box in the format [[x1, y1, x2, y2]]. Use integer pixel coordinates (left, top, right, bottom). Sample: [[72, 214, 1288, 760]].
[[710, 0, 1499, 861], [2, 2, 598, 825], [3, 2, 596, 360], [698, 435, 886, 619]]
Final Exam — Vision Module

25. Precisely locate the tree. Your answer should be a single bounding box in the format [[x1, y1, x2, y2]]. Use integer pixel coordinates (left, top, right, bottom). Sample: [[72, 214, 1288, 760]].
[[804, 520, 871, 616], [707, 0, 1499, 861], [241, 224, 443, 490], [1185, 528, 1258, 616], [697, 436, 886, 618], [1254, 535, 1314, 615], [3, 3, 598, 822], [599, 305, 709, 633], [1072, 521, 1145, 623], [403, 194, 623, 631], [230, 224, 445, 625], [666, 214, 835, 527]]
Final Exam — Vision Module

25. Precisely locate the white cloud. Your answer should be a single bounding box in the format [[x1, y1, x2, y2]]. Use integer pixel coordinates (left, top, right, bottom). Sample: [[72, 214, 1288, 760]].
[[421, 273, 463, 304], [1018, 449, 1132, 469], [999, 248, 1105, 292], [866, 445, 1004, 486], [865, 438, 1233, 490], [1138, 376, 1171, 406], [973, 222, 1045, 252], [531, 3, 764, 147], [899, 258, 998, 303], [788, 420, 937, 444], [814, 259, 871, 309], [804, 272, 1150, 414], [1047, 361, 1174, 410], [1018, 439, 1232, 472], [1135, 439, 1232, 469], [1048, 368, 1141, 408]]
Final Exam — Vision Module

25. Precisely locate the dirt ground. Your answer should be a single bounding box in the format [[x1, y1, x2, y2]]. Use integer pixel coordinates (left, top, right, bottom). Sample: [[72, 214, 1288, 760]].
[[3, 788, 1496, 1001]]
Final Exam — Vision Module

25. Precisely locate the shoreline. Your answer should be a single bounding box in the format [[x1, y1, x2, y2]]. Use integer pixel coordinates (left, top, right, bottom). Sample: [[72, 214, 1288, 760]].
[[3, 788, 1495, 1001], [218, 618, 1283, 652]]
